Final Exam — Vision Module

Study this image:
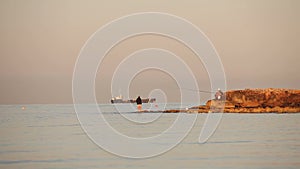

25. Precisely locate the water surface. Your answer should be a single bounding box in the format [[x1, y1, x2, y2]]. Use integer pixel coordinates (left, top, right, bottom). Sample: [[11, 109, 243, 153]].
[[0, 104, 299, 169]]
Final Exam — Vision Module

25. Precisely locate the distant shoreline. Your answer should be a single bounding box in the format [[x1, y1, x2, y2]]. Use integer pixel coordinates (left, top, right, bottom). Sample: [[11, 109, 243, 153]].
[[164, 88, 300, 113]]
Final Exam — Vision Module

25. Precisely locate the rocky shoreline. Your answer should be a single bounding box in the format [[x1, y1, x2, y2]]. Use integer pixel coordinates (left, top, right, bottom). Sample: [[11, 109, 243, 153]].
[[164, 88, 300, 113]]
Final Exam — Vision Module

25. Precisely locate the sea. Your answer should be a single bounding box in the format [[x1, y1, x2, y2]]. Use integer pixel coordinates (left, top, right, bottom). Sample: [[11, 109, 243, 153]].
[[0, 104, 299, 169]]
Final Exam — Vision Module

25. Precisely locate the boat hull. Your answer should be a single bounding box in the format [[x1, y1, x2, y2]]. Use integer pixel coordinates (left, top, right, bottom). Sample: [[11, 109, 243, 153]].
[[111, 98, 156, 104]]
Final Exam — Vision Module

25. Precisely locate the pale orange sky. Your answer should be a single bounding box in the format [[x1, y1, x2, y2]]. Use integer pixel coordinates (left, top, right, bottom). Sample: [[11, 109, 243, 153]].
[[0, 0, 299, 104]]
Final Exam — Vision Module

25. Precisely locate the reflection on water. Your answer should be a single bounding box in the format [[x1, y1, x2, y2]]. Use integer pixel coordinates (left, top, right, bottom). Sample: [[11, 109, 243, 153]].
[[0, 104, 299, 169]]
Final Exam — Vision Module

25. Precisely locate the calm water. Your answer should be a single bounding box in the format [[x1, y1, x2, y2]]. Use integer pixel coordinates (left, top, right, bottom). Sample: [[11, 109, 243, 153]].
[[0, 104, 299, 169]]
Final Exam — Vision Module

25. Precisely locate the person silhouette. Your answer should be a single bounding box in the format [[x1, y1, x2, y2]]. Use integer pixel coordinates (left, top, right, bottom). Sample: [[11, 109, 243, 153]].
[[215, 88, 224, 100], [136, 96, 142, 112]]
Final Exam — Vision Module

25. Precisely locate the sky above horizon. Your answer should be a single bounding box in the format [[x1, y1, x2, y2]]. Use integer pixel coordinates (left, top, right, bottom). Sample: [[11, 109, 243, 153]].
[[0, 0, 299, 104]]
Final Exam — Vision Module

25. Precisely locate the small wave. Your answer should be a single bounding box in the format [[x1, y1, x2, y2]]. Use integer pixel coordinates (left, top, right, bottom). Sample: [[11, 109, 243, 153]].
[[27, 124, 80, 128], [0, 158, 76, 164], [206, 140, 254, 144], [0, 150, 35, 154]]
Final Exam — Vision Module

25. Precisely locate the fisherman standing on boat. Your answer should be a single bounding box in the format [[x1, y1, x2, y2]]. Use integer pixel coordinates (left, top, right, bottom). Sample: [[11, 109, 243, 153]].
[[136, 96, 142, 112]]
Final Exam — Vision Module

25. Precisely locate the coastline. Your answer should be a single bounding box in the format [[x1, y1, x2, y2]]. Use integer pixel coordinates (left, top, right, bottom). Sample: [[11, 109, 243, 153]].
[[164, 88, 300, 113]]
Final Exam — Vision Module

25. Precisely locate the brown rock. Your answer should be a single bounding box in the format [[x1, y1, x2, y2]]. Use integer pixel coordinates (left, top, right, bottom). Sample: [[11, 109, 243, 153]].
[[225, 88, 300, 108], [164, 88, 300, 113]]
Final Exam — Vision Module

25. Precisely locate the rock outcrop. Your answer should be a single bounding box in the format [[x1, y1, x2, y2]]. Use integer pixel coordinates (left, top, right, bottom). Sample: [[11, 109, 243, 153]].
[[164, 88, 300, 113], [225, 88, 300, 108]]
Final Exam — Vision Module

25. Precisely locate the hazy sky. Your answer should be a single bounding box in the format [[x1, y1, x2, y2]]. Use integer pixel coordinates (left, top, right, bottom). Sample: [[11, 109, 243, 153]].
[[0, 0, 299, 104]]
